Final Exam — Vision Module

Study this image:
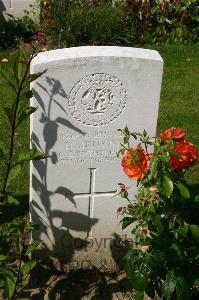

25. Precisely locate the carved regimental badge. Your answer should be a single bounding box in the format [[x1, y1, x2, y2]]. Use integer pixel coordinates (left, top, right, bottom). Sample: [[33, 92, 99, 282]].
[[68, 73, 127, 126]]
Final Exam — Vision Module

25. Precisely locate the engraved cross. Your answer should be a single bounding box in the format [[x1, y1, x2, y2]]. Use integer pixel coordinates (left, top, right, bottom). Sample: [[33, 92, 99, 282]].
[[9, 0, 13, 9], [72, 168, 116, 238]]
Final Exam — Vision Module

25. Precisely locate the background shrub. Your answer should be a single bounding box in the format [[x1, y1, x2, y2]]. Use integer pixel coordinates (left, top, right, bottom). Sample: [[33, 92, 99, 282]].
[[40, 0, 127, 48], [40, 0, 199, 48], [0, 15, 35, 49]]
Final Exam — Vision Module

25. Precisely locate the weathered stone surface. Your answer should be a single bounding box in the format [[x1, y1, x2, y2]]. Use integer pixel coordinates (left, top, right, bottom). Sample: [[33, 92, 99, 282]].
[[30, 46, 163, 269]]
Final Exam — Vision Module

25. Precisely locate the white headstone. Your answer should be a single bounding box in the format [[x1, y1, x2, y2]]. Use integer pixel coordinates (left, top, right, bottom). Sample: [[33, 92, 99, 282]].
[[1, 0, 38, 20], [30, 46, 163, 269]]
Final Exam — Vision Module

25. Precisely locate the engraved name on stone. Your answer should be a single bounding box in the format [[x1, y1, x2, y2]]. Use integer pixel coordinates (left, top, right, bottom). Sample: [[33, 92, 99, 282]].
[[58, 131, 122, 164], [68, 73, 127, 126]]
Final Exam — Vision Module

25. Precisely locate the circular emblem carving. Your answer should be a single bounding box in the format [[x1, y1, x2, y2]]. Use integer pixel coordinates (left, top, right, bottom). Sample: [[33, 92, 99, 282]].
[[68, 73, 127, 126]]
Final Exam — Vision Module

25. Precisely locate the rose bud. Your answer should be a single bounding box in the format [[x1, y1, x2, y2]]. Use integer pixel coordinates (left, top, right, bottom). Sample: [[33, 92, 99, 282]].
[[118, 183, 126, 192], [149, 185, 157, 193], [160, 127, 185, 143], [141, 245, 149, 253], [140, 228, 150, 238], [117, 206, 126, 215]]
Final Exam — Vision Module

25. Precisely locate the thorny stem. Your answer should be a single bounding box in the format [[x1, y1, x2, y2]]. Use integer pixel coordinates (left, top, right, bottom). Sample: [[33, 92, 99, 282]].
[[1, 51, 35, 207], [125, 195, 133, 206]]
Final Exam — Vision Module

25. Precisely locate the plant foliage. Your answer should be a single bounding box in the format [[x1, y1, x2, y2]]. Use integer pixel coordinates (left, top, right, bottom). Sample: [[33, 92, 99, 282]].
[[0, 32, 47, 299], [40, 0, 199, 47], [118, 127, 199, 299]]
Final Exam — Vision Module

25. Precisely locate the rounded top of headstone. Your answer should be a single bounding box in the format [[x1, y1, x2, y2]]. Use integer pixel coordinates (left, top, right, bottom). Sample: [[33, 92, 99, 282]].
[[31, 46, 163, 70]]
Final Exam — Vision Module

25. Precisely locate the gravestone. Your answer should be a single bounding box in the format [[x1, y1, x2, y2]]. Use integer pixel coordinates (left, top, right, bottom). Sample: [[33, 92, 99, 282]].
[[1, 0, 38, 20], [30, 46, 163, 269]]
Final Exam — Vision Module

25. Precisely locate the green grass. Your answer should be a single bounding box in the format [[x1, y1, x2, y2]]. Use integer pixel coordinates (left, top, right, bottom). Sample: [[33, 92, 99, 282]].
[[0, 52, 29, 197], [154, 44, 199, 184], [0, 44, 198, 220]]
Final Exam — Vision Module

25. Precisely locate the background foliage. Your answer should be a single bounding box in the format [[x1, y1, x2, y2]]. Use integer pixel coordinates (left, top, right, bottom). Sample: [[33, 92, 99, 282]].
[[0, 0, 198, 50], [39, 0, 199, 48]]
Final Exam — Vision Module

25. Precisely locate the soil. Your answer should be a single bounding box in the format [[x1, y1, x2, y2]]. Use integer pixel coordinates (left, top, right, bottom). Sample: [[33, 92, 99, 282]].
[[22, 265, 133, 300]]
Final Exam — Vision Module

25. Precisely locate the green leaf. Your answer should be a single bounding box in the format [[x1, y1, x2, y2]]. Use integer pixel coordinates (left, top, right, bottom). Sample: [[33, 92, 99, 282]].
[[162, 271, 176, 299], [4, 276, 15, 298], [121, 217, 135, 230], [0, 255, 8, 262], [16, 107, 37, 128], [189, 225, 199, 243], [28, 222, 40, 231], [5, 195, 20, 206], [7, 164, 22, 187], [124, 255, 148, 292], [124, 126, 130, 135], [194, 193, 199, 203], [117, 148, 125, 157], [129, 270, 148, 291], [146, 281, 155, 298], [17, 237, 23, 254], [150, 157, 158, 178], [21, 260, 37, 275], [176, 277, 186, 300], [25, 241, 42, 256], [0, 147, 5, 160], [143, 129, 147, 137], [152, 249, 166, 265], [168, 243, 183, 266], [0, 279, 4, 288], [0, 139, 7, 154], [28, 69, 47, 83], [176, 183, 190, 199], [3, 106, 13, 125], [129, 253, 139, 267], [163, 175, 173, 198], [0, 267, 16, 282], [23, 90, 33, 99], [17, 149, 46, 163], [134, 290, 144, 300], [177, 222, 188, 238]]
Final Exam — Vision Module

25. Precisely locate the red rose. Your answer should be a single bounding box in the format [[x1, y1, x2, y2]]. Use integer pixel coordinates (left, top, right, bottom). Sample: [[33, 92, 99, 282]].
[[160, 127, 185, 143], [170, 142, 198, 171], [122, 147, 150, 180]]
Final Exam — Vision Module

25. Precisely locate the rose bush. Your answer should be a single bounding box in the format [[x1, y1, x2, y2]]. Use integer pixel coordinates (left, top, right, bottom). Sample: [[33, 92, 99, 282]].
[[117, 127, 199, 299]]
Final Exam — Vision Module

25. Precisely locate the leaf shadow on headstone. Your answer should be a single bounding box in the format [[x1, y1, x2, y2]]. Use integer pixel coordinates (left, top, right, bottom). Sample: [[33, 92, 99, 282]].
[[31, 77, 98, 267], [110, 233, 129, 267], [26, 76, 132, 299]]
